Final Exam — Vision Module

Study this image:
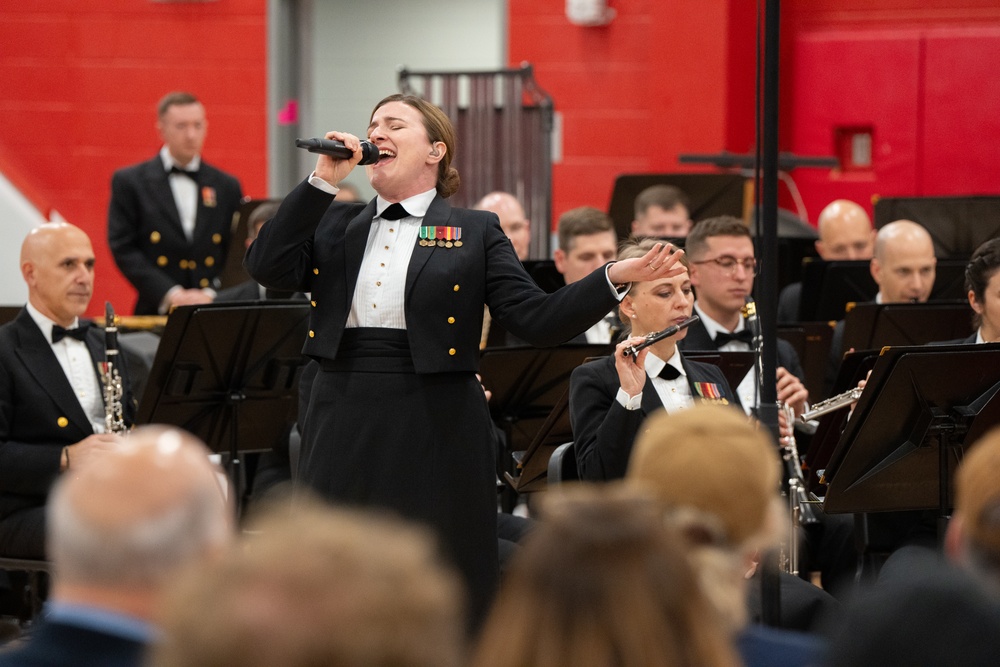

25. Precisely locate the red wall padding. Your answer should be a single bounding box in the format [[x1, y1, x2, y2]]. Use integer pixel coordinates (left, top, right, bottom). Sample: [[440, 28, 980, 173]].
[[0, 0, 267, 315]]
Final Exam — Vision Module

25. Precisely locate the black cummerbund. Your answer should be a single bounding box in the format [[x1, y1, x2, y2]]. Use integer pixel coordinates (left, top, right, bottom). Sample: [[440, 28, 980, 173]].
[[320, 327, 414, 374]]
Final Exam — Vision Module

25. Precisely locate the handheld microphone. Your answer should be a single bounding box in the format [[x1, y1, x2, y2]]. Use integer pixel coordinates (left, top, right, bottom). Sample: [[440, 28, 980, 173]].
[[295, 138, 380, 166]]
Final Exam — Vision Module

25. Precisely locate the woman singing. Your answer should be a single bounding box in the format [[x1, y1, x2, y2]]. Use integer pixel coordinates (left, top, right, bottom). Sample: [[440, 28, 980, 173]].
[[570, 237, 736, 482], [245, 94, 683, 625]]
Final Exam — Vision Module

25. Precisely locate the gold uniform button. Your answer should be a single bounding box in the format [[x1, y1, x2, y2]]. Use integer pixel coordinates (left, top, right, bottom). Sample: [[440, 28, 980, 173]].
[[204, 256, 215, 267], [308, 330, 315, 338], [453, 284, 460, 292], [310, 300, 317, 307], [447, 316, 455, 324], [179, 259, 189, 270], [313, 268, 320, 275], [212, 233, 223, 244], [57, 417, 68, 428], [188, 260, 197, 269], [199, 278, 210, 288], [157, 255, 168, 267], [448, 348, 456, 356], [376, 281, 381, 287], [150, 231, 161, 243]]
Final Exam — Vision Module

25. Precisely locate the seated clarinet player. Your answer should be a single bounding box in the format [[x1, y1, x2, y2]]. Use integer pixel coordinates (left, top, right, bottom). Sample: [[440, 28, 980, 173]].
[[570, 237, 736, 482], [0, 223, 134, 560]]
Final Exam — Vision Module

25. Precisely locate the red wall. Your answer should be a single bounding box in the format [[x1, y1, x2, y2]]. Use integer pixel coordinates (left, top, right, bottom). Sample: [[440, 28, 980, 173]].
[[0, 0, 267, 315], [510, 0, 1000, 228]]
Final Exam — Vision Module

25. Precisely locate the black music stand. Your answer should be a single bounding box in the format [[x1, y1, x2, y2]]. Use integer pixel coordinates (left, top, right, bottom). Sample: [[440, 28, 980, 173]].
[[873, 195, 1000, 260], [822, 344, 1000, 528], [797, 260, 877, 322], [778, 323, 835, 403], [840, 301, 973, 354], [136, 301, 311, 513], [481, 344, 610, 508], [504, 387, 573, 494]]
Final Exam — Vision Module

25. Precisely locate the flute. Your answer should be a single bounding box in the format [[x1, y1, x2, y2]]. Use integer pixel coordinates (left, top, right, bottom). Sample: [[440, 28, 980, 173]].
[[621, 315, 700, 358]]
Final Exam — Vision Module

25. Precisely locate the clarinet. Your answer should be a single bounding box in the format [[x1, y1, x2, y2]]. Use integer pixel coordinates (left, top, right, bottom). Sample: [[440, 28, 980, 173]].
[[101, 302, 128, 435]]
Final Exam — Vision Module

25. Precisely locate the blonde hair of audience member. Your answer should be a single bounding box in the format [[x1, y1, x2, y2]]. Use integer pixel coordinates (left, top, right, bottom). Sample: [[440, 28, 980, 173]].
[[947, 425, 1000, 589], [965, 237, 1000, 342], [814, 199, 874, 260], [152, 497, 464, 667], [626, 404, 784, 632], [470, 485, 739, 667], [870, 219, 937, 303], [474, 191, 531, 261], [48, 425, 232, 616]]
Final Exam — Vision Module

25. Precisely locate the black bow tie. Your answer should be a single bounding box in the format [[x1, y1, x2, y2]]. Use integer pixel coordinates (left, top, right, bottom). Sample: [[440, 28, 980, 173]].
[[658, 363, 681, 381], [169, 166, 199, 181], [714, 329, 754, 347], [380, 203, 410, 220], [52, 324, 89, 344]]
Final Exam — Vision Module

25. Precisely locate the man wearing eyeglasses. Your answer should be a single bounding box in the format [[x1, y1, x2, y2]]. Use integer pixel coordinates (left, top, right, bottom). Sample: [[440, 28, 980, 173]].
[[679, 215, 808, 417], [680, 215, 857, 600]]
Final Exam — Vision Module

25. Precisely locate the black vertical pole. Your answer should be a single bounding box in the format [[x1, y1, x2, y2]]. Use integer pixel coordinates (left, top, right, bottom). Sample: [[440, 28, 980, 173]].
[[758, 0, 783, 627]]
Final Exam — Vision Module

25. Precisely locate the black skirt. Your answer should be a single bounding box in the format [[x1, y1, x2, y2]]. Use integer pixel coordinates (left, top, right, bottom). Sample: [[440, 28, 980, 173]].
[[300, 328, 499, 622]]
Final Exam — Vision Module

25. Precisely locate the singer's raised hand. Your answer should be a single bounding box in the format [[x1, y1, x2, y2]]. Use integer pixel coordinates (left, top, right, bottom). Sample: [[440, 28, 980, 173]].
[[606, 243, 685, 286], [314, 130, 363, 187]]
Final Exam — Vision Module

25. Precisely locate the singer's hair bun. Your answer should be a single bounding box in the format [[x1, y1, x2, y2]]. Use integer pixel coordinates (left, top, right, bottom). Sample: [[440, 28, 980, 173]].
[[439, 167, 460, 199]]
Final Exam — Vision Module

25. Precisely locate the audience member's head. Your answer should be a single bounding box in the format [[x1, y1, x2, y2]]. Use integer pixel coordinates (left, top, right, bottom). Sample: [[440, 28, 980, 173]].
[[553, 206, 618, 284], [244, 200, 282, 248], [336, 181, 363, 203], [685, 216, 756, 326], [471, 485, 738, 667], [156, 91, 206, 167], [474, 191, 531, 260], [815, 199, 875, 260], [827, 565, 1000, 667], [631, 185, 692, 238], [870, 220, 936, 303], [48, 425, 231, 619], [626, 404, 782, 631], [965, 238, 1000, 342], [947, 425, 1000, 590], [20, 222, 96, 327], [153, 497, 464, 667]]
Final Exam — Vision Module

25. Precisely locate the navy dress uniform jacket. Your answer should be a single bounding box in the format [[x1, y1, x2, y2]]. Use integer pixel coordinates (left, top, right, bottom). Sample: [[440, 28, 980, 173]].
[[108, 156, 243, 315], [0, 309, 135, 557], [569, 353, 737, 481]]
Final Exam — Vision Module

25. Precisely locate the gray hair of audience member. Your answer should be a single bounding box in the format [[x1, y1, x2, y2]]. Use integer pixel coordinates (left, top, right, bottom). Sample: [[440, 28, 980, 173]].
[[152, 496, 464, 667], [684, 215, 751, 259], [556, 206, 616, 253], [965, 238, 1000, 330], [633, 184, 690, 218], [47, 425, 231, 589], [470, 485, 739, 667]]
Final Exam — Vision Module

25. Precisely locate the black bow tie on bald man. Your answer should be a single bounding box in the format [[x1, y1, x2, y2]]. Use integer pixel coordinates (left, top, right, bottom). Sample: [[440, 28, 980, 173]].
[[714, 329, 754, 346], [52, 324, 89, 344]]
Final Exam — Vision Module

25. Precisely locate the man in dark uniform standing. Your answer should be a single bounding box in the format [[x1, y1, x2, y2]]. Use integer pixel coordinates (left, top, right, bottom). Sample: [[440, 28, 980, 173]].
[[108, 91, 243, 315]]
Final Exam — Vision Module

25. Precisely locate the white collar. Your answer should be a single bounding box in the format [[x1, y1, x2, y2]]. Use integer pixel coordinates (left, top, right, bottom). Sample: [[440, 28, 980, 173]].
[[26, 302, 80, 344], [644, 348, 686, 379], [694, 301, 745, 339], [375, 189, 436, 219], [159, 146, 201, 172]]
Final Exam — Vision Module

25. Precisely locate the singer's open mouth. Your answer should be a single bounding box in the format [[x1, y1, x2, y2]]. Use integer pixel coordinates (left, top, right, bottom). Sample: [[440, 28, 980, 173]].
[[377, 149, 396, 164]]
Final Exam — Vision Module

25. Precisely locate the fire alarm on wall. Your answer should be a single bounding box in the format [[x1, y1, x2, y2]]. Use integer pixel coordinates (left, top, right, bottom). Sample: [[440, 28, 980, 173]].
[[566, 0, 616, 26]]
